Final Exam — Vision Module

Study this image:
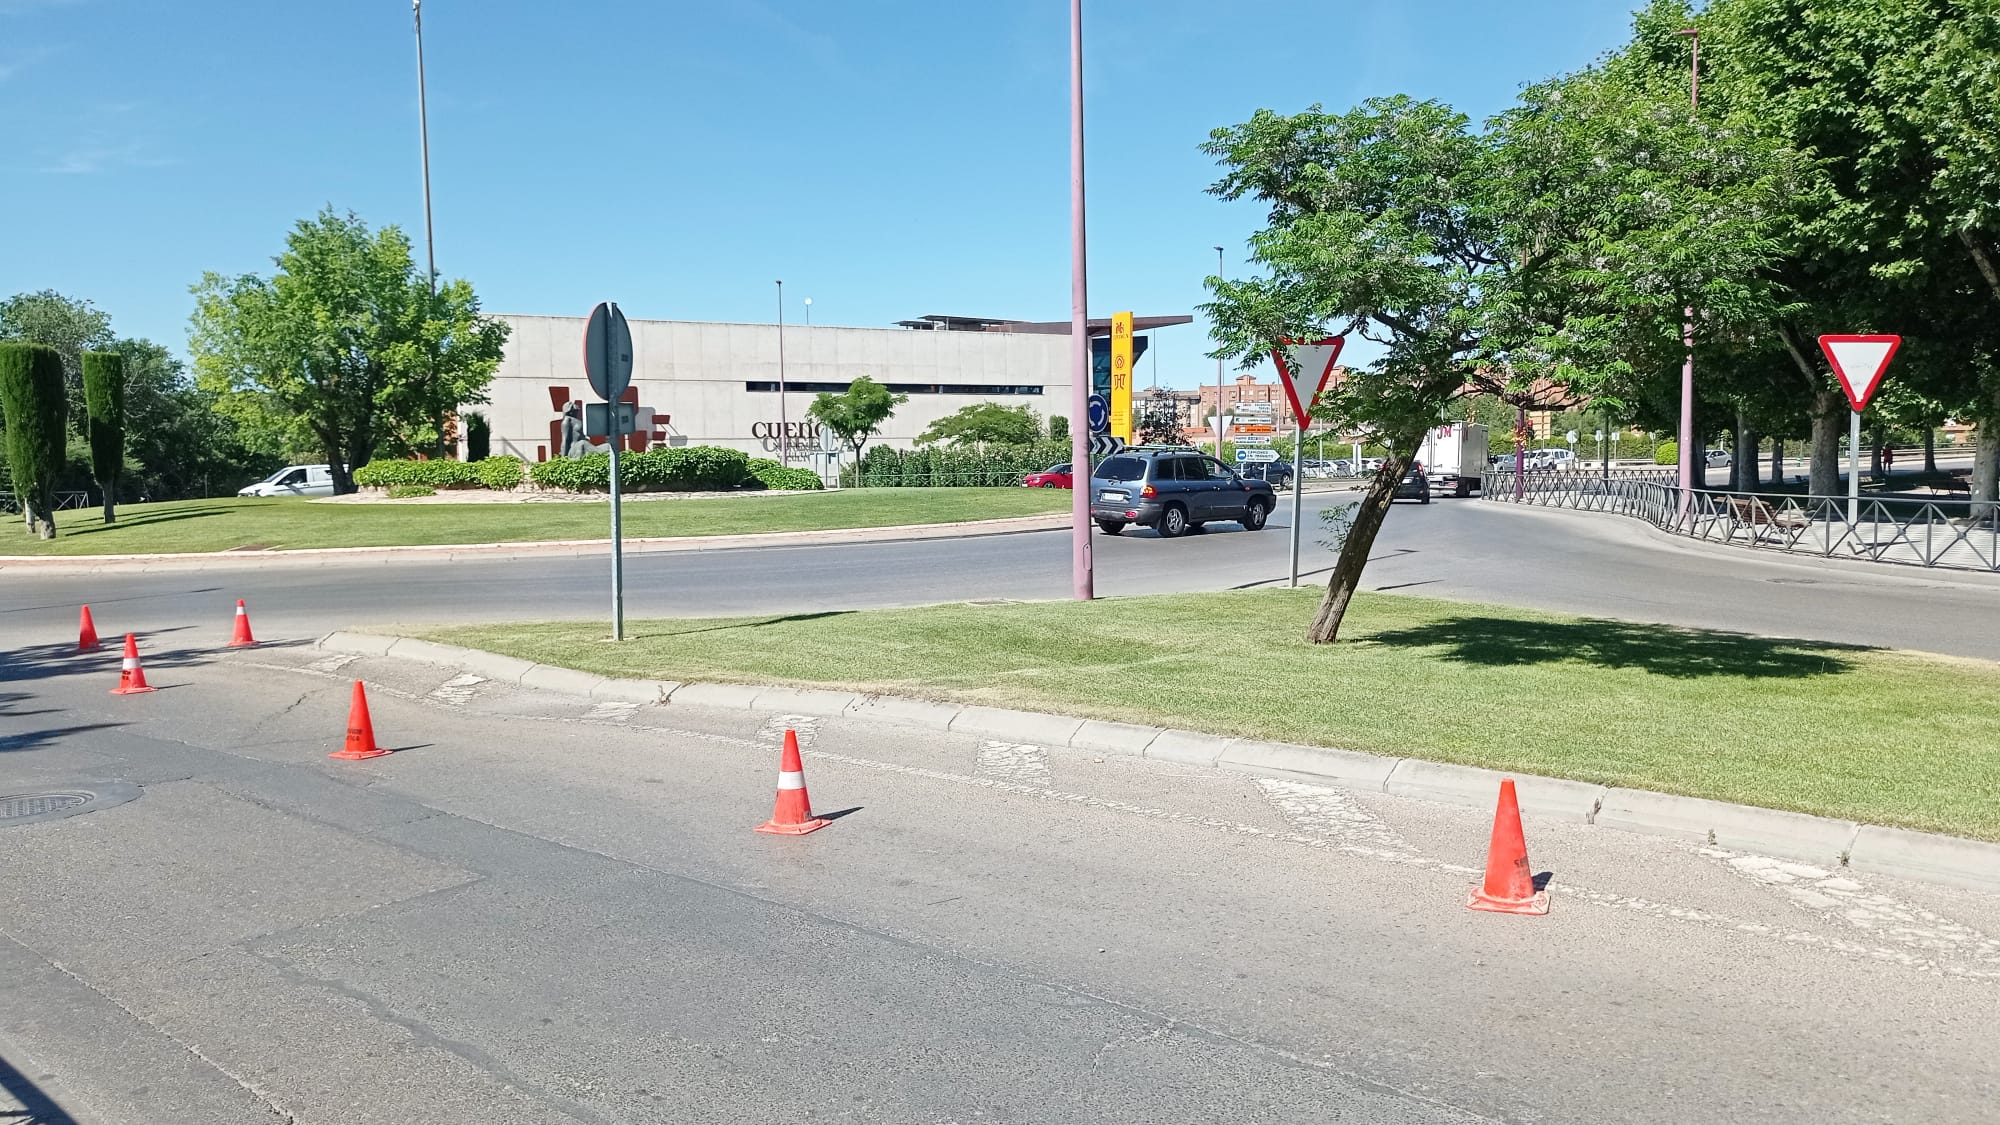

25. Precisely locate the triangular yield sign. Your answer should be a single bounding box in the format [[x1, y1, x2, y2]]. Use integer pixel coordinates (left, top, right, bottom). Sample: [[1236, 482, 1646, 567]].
[[1818, 334, 1901, 412], [1269, 337, 1345, 431]]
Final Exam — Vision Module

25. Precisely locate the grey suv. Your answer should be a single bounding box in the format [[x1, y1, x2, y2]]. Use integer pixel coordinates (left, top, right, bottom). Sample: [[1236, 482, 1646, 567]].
[[1089, 449, 1277, 537]]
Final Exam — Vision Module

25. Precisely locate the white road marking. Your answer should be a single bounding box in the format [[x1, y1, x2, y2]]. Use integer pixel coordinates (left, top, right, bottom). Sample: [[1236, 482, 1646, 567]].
[[977, 741, 1052, 786], [238, 659, 2000, 984], [758, 714, 819, 748], [426, 673, 486, 707], [582, 700, 638, 724], [306, 654, 360, 675], [1704, 848, 2000, 971], [1256, 778, 1412, 853]]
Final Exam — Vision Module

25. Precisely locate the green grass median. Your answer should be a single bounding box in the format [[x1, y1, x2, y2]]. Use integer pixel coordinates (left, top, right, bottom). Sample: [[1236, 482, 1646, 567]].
[[1, 488, 1067, 556], [427, 588, 2000, 841]]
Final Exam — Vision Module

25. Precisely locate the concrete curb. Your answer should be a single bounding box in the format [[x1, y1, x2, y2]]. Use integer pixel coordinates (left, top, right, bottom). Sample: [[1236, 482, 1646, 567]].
[[0, 513, 1069, 573], [313, 630, 2000, 895]]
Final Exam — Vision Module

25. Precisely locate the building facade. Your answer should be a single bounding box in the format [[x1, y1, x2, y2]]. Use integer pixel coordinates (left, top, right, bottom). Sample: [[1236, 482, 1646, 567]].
[[478, 313, 1076, 462]]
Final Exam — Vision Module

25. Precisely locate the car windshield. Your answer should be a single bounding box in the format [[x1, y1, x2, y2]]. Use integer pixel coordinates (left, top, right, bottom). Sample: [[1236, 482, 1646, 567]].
[[1048, 464, 1070, 474], [1095, 456, 1147, 482]]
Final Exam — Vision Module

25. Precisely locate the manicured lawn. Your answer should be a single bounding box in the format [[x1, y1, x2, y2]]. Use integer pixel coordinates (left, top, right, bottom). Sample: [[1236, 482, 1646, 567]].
[[428, 588, 2000, 840], [0, 489, 1068, 556]]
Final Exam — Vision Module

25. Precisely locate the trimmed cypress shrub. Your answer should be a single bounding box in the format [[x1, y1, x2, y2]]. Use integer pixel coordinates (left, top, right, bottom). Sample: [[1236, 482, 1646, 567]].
[[0, 342, 68, 539], [465, 412, 491, 462], [82, 351, 126, 524]]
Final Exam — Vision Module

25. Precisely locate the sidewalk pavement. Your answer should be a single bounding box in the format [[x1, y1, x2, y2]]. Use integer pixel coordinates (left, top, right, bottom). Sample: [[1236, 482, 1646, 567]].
[[319, 630, 2000, 897]]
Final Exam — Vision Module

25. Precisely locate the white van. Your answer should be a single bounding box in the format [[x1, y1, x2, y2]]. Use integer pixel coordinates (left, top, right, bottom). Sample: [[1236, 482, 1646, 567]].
[[238, 464, 337, 497]]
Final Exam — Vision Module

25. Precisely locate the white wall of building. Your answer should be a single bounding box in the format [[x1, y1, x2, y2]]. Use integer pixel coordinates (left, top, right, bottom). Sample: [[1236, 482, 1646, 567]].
[[479, 314, 1074, 462]]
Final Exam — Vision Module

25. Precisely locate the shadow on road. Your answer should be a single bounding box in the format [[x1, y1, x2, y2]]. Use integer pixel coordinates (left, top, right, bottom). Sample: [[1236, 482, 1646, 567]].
[[0, 632, 214, 686], [0, 722, 127, 754], [1365, 615, 1866, 679], [0, 1049, 81, 1124]]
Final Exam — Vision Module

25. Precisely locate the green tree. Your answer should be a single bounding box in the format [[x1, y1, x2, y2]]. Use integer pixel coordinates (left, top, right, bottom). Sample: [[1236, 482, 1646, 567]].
[[808, 376, 906, 469], [1046, 414, 1070, 443], [1135, 395, 1184, 446], [915, 402, 1041, 447], [0, 343, 68, 538], [465, 411, 491, 461], [189, 209, 510, 494], [0, 291, 114, 427], [81, 351, 126, 523], [1204, 98, 1591, 642]]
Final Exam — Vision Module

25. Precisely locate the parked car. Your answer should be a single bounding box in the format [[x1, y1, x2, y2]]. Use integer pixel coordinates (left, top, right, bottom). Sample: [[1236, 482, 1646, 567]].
[[1705, 449, 1733, 468], [238, 464, 337, 497], [1237, 459, 1294, 489], [1089, 449, 1277, 537], [1361, 457, 1388, 472], [1022, 463, 1073, 489], [1393, 464, 1431, 503], [1525, 448, 1575, 472]]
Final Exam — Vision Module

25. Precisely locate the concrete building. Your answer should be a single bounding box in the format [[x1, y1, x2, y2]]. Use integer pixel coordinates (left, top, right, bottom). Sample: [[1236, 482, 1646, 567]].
[[475, 312, 1189, 463]]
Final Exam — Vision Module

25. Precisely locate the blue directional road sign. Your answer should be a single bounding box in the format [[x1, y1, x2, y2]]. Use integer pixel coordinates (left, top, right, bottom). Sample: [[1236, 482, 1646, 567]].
[[1087, 394, 1109, 433]]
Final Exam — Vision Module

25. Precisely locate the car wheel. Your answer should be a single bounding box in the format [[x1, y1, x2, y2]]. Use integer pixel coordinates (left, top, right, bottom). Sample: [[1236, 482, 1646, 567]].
[[1040, 481, 1058, 487], [1158, 504, 1189, 538], [1420, 491, 1431, 505], [1242, 500, 1269, 531], [1096, 520, 1125, 535]]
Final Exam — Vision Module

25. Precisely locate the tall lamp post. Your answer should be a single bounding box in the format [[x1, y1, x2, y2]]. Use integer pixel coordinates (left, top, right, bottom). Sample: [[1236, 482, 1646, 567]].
[[1676, 26, 1699, 522], [1067, 0, 1092, 600], [775, 279, 789, 466], [803, 297, 812, 326], [1213, 246, 1226, 457], [413, 1, 437, 292]]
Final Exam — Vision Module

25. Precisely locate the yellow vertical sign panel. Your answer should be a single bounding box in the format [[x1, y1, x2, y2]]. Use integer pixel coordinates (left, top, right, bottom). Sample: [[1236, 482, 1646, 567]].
[[1110, 311, 1134, 442]]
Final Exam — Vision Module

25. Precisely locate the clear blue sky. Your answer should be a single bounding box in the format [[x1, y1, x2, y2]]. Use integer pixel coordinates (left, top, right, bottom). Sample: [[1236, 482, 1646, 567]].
[[1, 0, 1644, 388]]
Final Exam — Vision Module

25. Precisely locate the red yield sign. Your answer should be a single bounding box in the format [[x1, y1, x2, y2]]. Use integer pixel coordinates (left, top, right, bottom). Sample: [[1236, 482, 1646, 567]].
[[1817, 335, 1901, 412]]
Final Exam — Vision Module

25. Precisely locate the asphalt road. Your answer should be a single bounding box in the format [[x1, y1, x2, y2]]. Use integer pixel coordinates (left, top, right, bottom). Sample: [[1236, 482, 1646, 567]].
[[4, 645, 1996, 1123], [7, 495, 2000, 660]]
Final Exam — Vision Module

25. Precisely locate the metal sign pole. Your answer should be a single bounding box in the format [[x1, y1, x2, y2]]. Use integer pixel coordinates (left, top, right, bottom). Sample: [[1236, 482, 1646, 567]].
[[1848, 408, 1861, 528], [609, 430, 624, 641], [1289, 421, 1305, 587]]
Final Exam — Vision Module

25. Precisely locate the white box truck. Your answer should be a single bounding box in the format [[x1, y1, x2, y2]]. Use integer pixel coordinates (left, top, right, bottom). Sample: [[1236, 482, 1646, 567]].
[[1418, 422, 1488, 497]]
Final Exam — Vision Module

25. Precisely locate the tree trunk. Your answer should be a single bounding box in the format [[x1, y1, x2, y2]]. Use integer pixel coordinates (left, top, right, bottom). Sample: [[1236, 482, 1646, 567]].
[[1972, 392, 2000, 521], [1870, 426, 1883, 479], [102, 494, 116, 524], [1306, 440, 1419, 644], [1809, 391, 1844, 496], [1771, 438, 1784, 486], [1924, 428, 1936, 473], [1736, 413, 1758, 491]]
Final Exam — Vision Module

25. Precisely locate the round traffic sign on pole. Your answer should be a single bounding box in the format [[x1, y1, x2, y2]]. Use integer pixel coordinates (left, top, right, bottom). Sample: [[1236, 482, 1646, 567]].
[[584, 301, 634, 402]]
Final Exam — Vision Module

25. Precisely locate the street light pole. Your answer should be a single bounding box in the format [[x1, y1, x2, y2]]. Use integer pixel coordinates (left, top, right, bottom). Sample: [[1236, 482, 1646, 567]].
[[1064, 0, 1096, 596], [776, 279, 788, 466], [413, 0, 436, 294], [1676, 26, 1699, 525], [1214, 246, 1226, 457], [804, 297, 812, 326]]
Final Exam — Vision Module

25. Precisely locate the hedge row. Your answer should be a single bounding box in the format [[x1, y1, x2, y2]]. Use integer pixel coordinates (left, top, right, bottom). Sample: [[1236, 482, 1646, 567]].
[[853, 441, 1072, 488], [526, 446, 755, 492], [354, 456, 525, 490], [747, 459, 824, 491]]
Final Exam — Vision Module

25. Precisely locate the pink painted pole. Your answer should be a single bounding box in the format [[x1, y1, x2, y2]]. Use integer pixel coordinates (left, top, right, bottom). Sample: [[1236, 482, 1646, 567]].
[[1677, 28, 1699, 525], [1068, 0, 1093, 600]]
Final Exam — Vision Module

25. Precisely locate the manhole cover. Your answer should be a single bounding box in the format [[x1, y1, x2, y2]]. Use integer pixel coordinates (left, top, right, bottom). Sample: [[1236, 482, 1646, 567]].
[[0, 783, 139, 827], [0, 792, 90, 820]]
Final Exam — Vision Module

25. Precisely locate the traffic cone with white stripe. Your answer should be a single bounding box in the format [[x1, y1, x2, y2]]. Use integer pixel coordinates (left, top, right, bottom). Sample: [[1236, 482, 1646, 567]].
[[755, 729, 830, 836], [226, 599, 258, 648], [109, 634, 156, 695], [77, 605, 102, 652]]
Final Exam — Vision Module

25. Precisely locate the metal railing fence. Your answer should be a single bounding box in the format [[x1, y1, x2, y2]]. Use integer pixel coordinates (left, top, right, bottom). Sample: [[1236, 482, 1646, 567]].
[[1484, 469, 2000, 573]]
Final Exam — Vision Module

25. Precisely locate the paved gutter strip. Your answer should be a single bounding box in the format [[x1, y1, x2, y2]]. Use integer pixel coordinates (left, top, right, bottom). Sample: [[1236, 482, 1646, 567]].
[[313, 630, 2000, 895]]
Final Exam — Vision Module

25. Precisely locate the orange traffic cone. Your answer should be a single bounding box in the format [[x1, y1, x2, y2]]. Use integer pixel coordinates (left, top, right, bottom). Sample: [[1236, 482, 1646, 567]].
[[109, 634, 156, 695], [329, 681, 391, 760], [755, 729, 830, 835], [226, 599, 258, 648], [1466, 779, 1550, 915], [77, 605, 102, 652]]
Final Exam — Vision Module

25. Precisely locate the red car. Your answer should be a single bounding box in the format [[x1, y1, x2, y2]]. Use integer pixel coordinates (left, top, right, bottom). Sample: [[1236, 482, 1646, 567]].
[[1022, 463, 1074, 489]]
